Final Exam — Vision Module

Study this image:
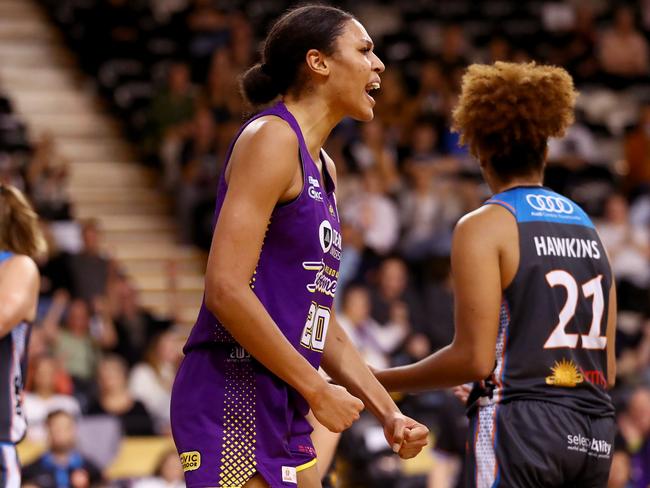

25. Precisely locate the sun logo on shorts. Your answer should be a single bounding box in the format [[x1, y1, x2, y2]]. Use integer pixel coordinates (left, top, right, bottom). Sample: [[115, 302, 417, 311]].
[[545, 359, 584, 387]]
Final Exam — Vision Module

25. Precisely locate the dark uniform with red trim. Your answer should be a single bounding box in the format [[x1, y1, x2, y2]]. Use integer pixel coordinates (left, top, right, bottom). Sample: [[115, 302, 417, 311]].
[[465, 187, 615, 488]]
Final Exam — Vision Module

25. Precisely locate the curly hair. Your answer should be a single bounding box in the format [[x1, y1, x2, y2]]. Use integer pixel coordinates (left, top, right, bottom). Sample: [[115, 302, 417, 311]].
[[452, 62, 577, 178]]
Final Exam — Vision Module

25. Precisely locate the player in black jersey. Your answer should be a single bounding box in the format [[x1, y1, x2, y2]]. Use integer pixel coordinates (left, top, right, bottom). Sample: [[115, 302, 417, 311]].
[[0, 184, 45, 487], [377, 62, 617, 487]]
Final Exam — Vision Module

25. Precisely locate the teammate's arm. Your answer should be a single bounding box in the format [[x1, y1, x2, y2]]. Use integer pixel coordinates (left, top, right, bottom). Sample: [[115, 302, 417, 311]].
[[375, 207, 504, 391], [606, 281, 617, 388], [205, 119, 363, 433], [0, 255, 39, 337]]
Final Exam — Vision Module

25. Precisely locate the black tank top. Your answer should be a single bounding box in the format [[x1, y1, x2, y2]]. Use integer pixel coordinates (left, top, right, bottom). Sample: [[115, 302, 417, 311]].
[[468, 187, 614, 417]]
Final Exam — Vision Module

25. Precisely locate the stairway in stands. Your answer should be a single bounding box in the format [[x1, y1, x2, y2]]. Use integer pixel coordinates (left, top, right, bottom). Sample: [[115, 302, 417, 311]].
[[0, 0, 204, 327]]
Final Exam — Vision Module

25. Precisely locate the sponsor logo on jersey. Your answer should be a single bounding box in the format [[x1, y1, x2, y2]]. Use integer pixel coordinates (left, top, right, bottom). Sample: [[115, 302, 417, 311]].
[[308, 176, 323, 202], [533, 236, 601, 259], [303, 260, 338, 298], [526, 194, 574, 214], [566, 434, 611, 458], [282, 466, 297, 484], [545, 358, 584, 387], [318, 220, 342, 260], [580, 368, 607, 387], [180, 451, 201, 472]]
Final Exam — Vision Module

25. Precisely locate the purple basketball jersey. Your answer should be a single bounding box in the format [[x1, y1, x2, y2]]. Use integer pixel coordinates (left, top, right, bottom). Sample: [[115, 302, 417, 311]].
[[184, 101, 341, 368], [171, 102, 342, 487]]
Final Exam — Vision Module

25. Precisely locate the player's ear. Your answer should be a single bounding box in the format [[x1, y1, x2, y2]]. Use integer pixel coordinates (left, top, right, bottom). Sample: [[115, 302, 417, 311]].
[[306, 49, 330, 77]]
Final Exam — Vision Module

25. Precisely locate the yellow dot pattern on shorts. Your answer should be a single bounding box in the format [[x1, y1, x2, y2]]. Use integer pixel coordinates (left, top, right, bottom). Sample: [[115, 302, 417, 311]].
[[218, 359, 257, 487]]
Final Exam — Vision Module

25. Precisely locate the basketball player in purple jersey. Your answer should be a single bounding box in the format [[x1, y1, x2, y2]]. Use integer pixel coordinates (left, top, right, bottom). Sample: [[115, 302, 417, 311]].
[[170, 5, 429, 488], [377, 63, 617, 487], [0, 184, 45, 488]]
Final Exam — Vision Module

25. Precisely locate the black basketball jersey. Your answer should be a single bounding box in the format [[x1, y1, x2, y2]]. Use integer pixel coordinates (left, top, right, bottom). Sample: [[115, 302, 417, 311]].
[[0, 251, 31, 443], [469, 187, 614, 417]]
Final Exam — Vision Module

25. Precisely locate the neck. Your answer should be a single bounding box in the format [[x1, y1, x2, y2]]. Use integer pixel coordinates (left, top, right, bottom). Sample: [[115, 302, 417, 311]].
[[485, 168, 543, 194], [283, 94, 341, 161]]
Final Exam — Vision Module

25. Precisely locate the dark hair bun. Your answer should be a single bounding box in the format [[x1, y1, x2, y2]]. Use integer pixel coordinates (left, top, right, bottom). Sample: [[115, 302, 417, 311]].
[[240, 63, 280, 106]]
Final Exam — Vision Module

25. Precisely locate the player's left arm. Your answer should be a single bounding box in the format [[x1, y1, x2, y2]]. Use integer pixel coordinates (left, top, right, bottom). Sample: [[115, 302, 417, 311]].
[[606, 281, 617, 388], [320, 150, 428, 459], [320, 311, 428, 458], [375, 206, 505, 392]]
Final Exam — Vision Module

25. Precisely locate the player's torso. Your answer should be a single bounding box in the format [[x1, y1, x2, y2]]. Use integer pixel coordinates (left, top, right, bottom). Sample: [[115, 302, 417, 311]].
[[476, 187, 613, 416], [186, 103, 341, 368]]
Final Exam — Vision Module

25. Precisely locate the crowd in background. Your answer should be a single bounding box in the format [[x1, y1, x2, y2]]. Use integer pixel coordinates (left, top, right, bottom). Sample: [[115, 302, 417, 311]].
[[0, 0, 650, 486]]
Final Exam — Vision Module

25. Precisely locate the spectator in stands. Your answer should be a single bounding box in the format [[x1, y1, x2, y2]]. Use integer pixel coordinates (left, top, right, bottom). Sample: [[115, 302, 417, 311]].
[[109, 275, 171, 366], [485, 35, 511, 63], [133, 449, 185, 488], [420, 263, 455, 353], [346, 119, 400, 194], [337, 284, 406, 370], [87, 355, 156, 436], [176, 106, 220, 244], [624, 102, 650, 196], [437, 24, 470, 74], [619, 387, 650, 487], [22, 410, 103, 488], [398, 162, 461, 262], [413, 60, 450, 118], [597, 193, 650, 313], [24, 355, 81, 442], [342, 169, 400, 257], [369, 257, 424, 331], [145, 61, 196, 164], [37, 223, 73, 309], [183, 0, 230, 81], [43, 293, 117, 395], [129, 330, 182, 434], [373, 69, 416, 144], [202, 48, 244, 129], [66, 219, 114, 303], [565, 3, 600, 84], [227, 11, 254, 72], [26, 132, 72, 221], [599, 5, 649, 83]]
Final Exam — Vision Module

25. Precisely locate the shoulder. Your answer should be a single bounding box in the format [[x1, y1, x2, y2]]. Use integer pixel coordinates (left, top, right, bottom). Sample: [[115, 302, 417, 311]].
[[455, 204, 512, 235], [228, 116, 300, 185], [0, 255, 39, 280], [236, 116, 299, 158]]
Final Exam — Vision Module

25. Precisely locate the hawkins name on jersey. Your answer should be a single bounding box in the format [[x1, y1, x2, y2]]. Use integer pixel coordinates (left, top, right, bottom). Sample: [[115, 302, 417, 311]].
[[533, 236, 601, 259]]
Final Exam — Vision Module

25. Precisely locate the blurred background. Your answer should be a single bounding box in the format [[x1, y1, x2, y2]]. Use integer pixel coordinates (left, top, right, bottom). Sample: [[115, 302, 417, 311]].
[[1, 0, 650, 486]]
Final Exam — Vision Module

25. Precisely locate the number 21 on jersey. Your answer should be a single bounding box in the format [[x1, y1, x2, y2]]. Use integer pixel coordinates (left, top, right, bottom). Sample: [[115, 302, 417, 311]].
[[300, 302, 331, 352], [544, 270, 607, 350]]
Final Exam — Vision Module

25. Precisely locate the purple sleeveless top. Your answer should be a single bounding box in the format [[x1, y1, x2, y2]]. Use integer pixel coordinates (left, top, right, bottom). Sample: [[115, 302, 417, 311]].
[[184, 102, 342, 369]]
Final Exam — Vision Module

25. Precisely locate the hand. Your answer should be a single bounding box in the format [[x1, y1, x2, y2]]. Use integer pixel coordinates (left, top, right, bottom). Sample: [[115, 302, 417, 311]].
[[452, 384, 472, 405], [308, 383, 364, 433], [382, 411, 429, 459]]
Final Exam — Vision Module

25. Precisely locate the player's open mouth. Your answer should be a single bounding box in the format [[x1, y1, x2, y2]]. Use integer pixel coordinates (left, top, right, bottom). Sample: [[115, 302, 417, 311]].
[[365, 82, 380, 104]]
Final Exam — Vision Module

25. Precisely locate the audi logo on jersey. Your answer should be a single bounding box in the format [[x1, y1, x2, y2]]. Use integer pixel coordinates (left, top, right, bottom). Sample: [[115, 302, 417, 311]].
[[525, 194, 574, 214]]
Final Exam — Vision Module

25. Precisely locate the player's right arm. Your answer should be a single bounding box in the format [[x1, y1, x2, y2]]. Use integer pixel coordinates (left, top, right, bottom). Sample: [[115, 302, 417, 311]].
[[0, 255, 40, 337], [204, 118, 363, 433]]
